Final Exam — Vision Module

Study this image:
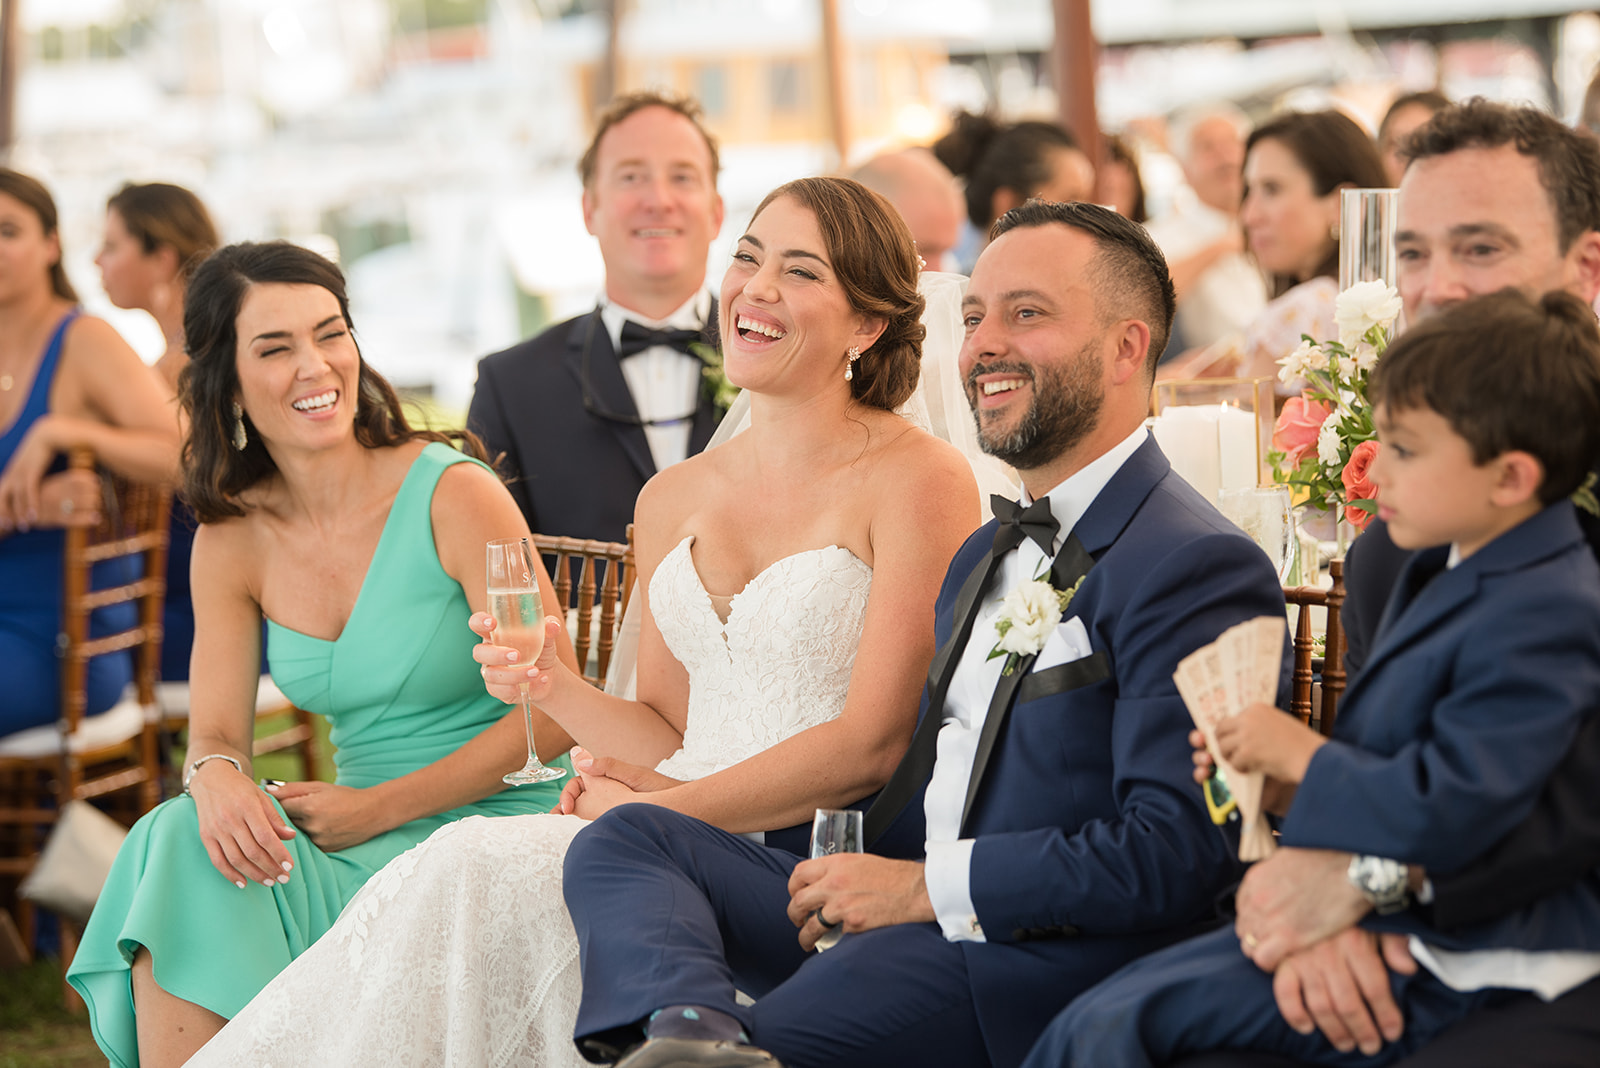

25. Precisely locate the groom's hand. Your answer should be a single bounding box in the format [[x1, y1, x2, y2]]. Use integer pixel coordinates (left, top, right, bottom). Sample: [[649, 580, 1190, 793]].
[[786, 855, 934, 951]]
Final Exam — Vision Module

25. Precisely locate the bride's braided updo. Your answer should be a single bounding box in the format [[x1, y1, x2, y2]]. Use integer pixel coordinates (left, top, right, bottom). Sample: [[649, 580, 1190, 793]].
[[752, 177, 925, 413]]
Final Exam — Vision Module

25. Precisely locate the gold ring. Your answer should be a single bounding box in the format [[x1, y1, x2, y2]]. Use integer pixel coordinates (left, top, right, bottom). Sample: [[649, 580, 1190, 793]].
[[1243, 933, 1259, 951]]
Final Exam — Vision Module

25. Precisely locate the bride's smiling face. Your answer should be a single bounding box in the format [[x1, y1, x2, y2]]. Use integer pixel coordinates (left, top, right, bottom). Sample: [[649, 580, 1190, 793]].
[[720, 195, 881, 398]]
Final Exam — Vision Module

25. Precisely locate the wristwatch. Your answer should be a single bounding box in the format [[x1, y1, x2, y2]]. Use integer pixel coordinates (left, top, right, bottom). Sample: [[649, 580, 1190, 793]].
[[1347, 854, 1411, 914]]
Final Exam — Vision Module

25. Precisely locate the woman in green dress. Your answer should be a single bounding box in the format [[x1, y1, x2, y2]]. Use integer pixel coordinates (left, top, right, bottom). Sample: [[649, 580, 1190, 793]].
[[67, 241, 575, 1067]]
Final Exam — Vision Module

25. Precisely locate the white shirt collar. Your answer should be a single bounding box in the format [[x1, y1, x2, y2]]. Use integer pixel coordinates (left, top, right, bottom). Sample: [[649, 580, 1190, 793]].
[[598, 290, 713, 352], [1018, 425, 1149, 556]]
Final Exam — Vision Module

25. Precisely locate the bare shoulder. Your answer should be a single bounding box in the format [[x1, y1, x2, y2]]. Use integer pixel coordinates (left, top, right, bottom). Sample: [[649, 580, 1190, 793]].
[[190, 508, 265, 595], [61, 314, 139, 361], [636, 443, 731, 541], [865, 414, 978, 505]]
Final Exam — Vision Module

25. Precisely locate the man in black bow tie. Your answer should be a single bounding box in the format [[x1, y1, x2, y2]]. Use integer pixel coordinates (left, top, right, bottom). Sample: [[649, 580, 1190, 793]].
[[467, 90, 726, 542], [559, 201, 1290, 1068]]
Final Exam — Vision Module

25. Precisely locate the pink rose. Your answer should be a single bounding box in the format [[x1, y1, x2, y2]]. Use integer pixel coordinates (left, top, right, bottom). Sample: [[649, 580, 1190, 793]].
[[1341, 439, 1381, 531], [1272, 393, 1333, 467]]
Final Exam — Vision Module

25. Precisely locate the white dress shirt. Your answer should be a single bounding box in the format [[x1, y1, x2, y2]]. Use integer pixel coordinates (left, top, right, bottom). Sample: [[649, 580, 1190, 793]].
[[923, 426, 1149, 942], [599, 290, 712, 473]]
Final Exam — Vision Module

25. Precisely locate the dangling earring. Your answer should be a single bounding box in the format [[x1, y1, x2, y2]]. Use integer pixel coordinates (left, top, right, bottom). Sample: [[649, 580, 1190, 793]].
[[844, 346, 862, 382], [232, 401, 248, 451]]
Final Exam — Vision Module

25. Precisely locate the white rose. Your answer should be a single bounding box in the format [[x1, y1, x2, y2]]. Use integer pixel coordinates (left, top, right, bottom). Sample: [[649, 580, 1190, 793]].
[[1334, 281, 1403, 349], [1278, 339, 1315, 382], [995, 581, 1062, 656], [1317, 417, 1342, 466]]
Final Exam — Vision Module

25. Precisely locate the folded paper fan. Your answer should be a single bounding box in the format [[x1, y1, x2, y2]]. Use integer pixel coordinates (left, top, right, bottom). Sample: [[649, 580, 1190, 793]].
[[1175, 617, 1286, 861]]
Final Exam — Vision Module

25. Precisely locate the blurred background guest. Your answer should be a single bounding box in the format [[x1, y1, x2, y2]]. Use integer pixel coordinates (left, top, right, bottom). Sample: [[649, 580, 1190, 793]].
[[1378, 90, 1452, 185], [848, 147, 966, 270], [1164, 110, 1388, 388], [1100, 133, 1148, 223], [0, 169, 180, 736], [933, 111, 1096, 272], [95, 181, 221, 684], [1146, 104, 1266, 358]]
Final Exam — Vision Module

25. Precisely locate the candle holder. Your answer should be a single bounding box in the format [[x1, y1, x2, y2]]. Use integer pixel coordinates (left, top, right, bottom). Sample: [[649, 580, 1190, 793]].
[[1339, 188, 1398, 290], [1149, 377, 1275, 503]]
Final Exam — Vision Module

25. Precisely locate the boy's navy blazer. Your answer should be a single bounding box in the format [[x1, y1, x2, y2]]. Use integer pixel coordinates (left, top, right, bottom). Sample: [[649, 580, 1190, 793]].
[[1281, 503, 1600, 954], [875, 435, 1291, 1067], [466, 305, 721, 543]]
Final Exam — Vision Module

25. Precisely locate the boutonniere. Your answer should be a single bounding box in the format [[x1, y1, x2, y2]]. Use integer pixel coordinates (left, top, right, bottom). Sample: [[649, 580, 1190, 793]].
[[988, 575, 1086, 676], [1575, 472, 1599, 519], [690, 341, 740, 419]]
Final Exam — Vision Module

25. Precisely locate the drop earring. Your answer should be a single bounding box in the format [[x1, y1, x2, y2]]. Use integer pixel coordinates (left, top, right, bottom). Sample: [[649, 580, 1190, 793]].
[[844, 346, 862, 382], [232, 401, 248, 451]]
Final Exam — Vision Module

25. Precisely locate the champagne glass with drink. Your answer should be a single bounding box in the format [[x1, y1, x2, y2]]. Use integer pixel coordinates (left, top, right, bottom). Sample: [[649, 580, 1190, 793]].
[[486, 537, 566, 785]]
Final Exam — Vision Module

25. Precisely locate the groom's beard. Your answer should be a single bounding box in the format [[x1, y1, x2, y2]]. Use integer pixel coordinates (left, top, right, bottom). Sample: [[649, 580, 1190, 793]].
[[965, 342, 1104, 470]]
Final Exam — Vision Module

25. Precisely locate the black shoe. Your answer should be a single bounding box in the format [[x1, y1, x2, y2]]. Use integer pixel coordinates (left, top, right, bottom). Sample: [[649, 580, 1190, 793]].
[[613, 1036, 784, 1068]]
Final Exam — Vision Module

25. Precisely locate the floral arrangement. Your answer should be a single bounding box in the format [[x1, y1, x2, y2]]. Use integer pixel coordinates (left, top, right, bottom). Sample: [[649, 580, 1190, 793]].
[[989, 575, 1085, 675], [690, 342, 740, 419], [1268, 281, 1402, 533]]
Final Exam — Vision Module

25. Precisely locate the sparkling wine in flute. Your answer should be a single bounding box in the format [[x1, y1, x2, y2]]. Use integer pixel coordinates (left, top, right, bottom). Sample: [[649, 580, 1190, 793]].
[[485, 538, 566, 786], [487, 588, 547, 665]]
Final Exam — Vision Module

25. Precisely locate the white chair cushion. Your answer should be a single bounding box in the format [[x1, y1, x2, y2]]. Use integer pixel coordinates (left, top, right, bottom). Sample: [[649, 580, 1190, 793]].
[[156, 675, 290, 719], [0, 690, 148, 758]]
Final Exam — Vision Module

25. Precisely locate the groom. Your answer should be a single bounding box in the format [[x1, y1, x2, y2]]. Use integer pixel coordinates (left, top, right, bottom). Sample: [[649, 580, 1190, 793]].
[[560, 201, 1290, 1068]]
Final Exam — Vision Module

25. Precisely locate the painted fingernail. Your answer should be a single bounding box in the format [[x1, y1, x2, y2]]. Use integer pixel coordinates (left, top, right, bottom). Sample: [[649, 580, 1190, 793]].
[[506, 650, 518, 662], [282, 861, 293, 872], [277, 874, 291, 884], [527, 668, 539, 678], [235, 880, 246, 889], [263, 879, 276, 888]]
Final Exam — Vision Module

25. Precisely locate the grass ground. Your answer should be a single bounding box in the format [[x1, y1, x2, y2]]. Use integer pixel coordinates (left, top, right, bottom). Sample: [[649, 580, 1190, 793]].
[[1, 715, 335, 1067]]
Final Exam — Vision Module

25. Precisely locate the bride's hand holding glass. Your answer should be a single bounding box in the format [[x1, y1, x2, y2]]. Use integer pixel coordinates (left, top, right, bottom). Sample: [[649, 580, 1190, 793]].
[[468, 609, 566, 704]]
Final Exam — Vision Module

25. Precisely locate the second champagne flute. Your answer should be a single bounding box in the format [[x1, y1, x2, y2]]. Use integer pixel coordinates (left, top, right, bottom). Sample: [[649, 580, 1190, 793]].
[[486, 537, 566, 785]]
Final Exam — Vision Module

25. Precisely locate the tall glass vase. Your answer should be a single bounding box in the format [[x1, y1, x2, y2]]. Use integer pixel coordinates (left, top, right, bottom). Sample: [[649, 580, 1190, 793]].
[[1340, 189, 1399, 290]]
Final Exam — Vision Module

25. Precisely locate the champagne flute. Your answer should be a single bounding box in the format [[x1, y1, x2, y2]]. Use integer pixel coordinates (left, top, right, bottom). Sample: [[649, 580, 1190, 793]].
[[809, 808, 863, 951], [486, 538, 566, 785]]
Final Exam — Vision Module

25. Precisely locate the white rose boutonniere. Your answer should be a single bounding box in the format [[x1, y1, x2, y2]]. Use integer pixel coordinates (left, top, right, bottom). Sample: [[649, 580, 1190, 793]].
[[989, 575, 1086, 676]]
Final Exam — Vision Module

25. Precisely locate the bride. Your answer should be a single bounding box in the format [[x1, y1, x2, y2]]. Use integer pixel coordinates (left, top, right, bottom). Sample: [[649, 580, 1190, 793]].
[[191, 176, 986, 1066]]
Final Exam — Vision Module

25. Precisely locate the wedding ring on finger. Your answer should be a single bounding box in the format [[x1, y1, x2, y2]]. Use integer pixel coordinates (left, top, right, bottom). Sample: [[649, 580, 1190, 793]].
[[1242, 933, 1259, 951], [816, 910, 841, 931]]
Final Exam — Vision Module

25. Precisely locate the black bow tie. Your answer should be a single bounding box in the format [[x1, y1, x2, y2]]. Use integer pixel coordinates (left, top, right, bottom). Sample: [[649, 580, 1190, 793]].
[[618, 320, 705, 359], [991, 495, 1060, 556]]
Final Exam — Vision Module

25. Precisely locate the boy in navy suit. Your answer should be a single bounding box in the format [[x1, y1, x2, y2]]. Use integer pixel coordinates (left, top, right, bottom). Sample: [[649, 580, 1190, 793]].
[[1025, 288, 1600, 1068]]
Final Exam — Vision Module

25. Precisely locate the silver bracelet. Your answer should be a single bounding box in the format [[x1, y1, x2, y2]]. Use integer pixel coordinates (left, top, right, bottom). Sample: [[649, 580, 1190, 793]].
[[183, 753, 244, 795]]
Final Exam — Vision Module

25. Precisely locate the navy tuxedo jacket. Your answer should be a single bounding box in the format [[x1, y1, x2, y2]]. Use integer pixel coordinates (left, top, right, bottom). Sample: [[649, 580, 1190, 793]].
[[1283, 504, 1600, 954], [876, 437, 1291, 1066], [466, 306, 721, 543]]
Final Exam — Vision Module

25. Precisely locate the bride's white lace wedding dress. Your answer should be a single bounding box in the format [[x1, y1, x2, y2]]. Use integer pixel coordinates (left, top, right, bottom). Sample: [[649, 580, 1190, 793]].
[[190, 535, 873, 1067]]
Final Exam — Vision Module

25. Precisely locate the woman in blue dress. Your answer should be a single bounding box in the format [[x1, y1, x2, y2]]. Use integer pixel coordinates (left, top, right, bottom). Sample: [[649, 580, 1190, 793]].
[[0, 168, 181, 735]]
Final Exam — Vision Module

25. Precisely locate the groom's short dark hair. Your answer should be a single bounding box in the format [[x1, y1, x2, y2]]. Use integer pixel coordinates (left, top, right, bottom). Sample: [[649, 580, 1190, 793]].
[[991, 200, 1176, 377]]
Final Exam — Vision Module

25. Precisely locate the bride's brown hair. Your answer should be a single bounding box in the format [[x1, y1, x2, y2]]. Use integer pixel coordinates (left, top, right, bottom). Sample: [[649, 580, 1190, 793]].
[[753, 177, 925, 412]]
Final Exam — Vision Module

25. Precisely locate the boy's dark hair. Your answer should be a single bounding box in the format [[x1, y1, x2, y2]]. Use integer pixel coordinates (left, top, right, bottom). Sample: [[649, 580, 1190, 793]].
[[990, 200, 1176, 380], [1370, 289, 1600, 504], [1400, 99, 1600, 252], [577, 90, 719, 189]]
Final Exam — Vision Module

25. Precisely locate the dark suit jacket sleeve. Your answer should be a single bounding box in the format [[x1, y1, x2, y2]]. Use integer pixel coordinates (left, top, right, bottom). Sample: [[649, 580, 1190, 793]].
[[1430, 712, 1600, 928], [467, 355, 536, 529], [1340, 519, 1412, 679], [1282, 577, 1600, 874], [968, 531, 1285, 939]]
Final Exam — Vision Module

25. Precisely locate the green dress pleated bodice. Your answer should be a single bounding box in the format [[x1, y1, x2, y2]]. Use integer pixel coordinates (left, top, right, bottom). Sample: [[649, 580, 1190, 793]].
[[67, 442, 569, 1067]]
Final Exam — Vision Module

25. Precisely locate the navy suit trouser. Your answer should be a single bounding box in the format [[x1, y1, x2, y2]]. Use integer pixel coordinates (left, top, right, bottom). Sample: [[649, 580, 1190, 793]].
[[1021, 926, 1511, 1068], [564, 805, 990, 1068]]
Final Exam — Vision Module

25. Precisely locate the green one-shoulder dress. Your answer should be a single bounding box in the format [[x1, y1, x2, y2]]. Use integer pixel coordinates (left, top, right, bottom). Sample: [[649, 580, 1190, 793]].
[[67, 443, 569, 1067]]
